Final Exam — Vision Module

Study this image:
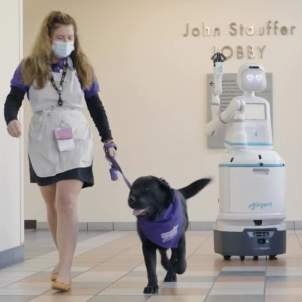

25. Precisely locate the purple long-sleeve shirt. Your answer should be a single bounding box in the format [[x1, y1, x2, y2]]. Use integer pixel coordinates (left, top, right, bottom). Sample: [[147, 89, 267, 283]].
[[11, 58, 100, 99]]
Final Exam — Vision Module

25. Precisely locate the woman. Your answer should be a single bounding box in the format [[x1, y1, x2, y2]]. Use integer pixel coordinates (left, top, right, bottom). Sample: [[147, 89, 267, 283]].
[[4, 11, 116, 291]]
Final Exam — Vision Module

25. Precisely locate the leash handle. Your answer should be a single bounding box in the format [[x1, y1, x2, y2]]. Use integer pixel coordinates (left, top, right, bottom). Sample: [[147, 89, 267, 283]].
[[104, 142, 132, 189]]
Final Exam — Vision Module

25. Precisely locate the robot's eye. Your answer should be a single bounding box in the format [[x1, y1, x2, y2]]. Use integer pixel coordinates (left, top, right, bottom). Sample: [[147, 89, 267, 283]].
[[247, 74, 253, 81], [256, 74, 262, 81]]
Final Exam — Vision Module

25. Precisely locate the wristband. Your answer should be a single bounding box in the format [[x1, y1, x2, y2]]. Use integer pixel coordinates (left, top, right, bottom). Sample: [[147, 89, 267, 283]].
[[104, 141, 118, 181]]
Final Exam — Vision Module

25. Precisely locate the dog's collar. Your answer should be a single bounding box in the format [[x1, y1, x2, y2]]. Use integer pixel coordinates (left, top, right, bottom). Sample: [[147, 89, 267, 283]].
[[138, 190, 183, 249]]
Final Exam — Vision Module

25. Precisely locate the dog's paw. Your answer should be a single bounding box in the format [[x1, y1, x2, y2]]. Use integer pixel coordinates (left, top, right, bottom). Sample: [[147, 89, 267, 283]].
[[164, 273, 177, 282], [143, 284, 159, 294]]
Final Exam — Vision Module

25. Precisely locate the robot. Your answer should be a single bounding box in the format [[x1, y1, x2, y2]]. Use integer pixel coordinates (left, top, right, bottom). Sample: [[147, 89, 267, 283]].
[[206, 50, 286, 260]]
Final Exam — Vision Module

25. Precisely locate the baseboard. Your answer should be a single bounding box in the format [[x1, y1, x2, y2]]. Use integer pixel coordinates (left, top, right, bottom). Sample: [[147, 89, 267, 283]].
[[24, 220, 36, 230], [33, 220, 299, 231], [0, 245, 24, 269]]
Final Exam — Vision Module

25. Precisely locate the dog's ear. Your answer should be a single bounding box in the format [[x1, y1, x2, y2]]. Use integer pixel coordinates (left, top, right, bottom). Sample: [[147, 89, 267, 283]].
[[159, 178, 171, 189], [159, 178, 174, 203]]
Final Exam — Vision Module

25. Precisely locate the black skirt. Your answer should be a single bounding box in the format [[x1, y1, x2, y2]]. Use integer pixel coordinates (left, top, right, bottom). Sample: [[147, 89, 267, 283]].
[[29, 158, 94, 189]]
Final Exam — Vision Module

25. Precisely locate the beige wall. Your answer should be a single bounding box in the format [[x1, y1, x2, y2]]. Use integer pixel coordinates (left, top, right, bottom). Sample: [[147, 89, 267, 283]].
[[23, 0, 302, 223]]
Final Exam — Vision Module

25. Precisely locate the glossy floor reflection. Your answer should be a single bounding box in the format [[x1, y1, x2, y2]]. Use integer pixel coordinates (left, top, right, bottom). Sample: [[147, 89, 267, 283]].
[[0, 230, 302, 301]]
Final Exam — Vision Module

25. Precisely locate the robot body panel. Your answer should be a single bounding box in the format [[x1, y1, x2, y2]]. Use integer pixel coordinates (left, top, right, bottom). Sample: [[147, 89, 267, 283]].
[[214, 229, 286, 257], [224, 97, 273, 150]]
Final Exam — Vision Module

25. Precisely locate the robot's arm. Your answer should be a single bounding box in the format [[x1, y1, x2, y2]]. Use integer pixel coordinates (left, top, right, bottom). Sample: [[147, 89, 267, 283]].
[[208, 51, 226, 135], [205, 97, 243, 136], [212, 52, 225, 96]]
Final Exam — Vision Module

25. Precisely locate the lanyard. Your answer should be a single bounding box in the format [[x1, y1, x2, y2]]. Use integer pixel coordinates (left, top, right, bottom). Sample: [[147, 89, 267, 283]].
[[49, 60, 69, 106]]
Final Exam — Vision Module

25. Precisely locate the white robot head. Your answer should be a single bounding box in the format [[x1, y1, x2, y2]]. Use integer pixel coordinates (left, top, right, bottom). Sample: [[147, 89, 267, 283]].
[[237, 64, 267, 92]]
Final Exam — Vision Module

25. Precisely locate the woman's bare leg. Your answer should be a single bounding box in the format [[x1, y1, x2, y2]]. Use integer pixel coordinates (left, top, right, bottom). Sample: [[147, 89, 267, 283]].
[[40, 184, 58, 247], [40, 184, 59, 276], [54, 179, 82, 284]]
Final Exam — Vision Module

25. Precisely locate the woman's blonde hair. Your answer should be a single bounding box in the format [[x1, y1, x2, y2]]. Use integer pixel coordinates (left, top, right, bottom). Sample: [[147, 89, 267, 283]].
[[22, 11, 94, 89]]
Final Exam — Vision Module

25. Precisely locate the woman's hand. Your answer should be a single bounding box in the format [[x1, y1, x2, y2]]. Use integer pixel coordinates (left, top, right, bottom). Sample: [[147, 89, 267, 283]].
[[7, 120, 22, 138], [106, 146, 116, 158], [104, 140, 117, 160]]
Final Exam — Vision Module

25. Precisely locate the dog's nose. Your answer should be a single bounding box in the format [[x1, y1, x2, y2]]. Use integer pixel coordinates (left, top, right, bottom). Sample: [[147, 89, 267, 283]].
[[128, 196, 136, 208]]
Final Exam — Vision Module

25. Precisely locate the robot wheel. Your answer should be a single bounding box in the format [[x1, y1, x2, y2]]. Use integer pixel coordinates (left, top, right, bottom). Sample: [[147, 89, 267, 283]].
[[240, 256, 245, 261], [223, 256, 231, 260], [253, 256, 259, 261], [269, 255, 277, 260]]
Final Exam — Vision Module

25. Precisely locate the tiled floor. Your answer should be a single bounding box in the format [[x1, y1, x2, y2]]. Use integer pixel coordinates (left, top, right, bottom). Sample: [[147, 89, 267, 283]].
[[1, 231, 302, 301]]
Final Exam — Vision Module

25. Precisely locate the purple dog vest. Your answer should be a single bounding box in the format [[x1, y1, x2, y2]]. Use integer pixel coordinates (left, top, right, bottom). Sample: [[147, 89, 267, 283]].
[[138, 191, 183, 249]]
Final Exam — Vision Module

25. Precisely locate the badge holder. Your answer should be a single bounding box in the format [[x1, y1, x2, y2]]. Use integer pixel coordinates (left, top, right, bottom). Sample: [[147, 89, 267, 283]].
[[54, 122, 75, 152]]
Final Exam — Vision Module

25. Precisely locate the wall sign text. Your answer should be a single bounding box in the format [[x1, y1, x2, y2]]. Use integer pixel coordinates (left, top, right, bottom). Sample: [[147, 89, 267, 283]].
[[183, 21, 296, 59]]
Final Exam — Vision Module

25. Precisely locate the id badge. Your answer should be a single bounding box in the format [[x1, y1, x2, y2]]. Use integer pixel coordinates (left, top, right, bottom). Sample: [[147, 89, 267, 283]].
[[54, 124, 75, 152]]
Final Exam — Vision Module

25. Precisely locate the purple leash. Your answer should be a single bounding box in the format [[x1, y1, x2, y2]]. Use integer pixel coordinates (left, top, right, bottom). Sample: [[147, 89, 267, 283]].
[[104, 142, 132, 189]]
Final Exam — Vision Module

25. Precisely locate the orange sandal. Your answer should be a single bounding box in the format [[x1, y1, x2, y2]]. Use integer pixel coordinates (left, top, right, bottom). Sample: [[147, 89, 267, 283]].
[[51, 280, 72, 292]]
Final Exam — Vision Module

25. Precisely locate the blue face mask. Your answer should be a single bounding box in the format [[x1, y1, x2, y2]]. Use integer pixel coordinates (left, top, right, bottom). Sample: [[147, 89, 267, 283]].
[[52, 41, 74, 59]]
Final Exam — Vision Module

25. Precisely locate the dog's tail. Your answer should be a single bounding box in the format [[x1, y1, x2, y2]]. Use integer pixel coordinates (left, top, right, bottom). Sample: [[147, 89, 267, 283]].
[[178, 178, 212, 200]]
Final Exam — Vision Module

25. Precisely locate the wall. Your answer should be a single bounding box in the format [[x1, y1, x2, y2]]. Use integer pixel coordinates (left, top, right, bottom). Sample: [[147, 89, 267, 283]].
[[23, 0, 302, 224], [0, 0, 24, 253]]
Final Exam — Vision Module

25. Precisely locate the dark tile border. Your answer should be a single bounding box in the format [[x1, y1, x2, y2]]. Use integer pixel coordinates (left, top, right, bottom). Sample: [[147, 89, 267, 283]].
[[34, 221, 297, 231], [0, 245, 24, 269], [24, 220, 37, 230]]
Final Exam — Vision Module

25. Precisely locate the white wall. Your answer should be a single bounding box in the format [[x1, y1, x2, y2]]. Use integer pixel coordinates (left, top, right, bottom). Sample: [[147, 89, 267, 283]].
[[0, 0, 24, 251], [23, 0, 302, 223]]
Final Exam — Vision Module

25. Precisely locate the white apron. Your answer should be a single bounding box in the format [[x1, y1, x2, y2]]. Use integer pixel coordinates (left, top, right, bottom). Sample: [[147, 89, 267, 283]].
[[28, 58, 93, 178]]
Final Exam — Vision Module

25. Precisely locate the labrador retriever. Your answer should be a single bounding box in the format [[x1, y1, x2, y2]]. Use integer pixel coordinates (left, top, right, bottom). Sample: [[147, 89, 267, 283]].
[[128, 176, 211, 294]]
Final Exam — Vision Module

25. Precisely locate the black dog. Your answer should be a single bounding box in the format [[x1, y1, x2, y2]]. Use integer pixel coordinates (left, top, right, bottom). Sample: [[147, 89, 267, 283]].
[[128, 176, 211, 294]]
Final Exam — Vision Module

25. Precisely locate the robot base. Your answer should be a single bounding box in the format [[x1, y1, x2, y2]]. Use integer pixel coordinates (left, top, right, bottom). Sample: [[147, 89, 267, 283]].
[[214, 228, 286, 259]]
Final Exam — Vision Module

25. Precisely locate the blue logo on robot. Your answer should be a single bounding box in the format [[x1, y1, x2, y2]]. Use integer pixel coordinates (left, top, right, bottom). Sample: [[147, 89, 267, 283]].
[[249, 202, 272, 210]]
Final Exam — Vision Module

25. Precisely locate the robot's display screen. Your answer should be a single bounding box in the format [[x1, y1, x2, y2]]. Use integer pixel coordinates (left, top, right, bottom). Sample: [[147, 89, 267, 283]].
[[241, 69, 267, 92], [245, 104, 266, 120]]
